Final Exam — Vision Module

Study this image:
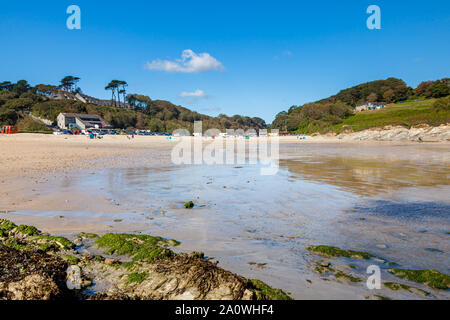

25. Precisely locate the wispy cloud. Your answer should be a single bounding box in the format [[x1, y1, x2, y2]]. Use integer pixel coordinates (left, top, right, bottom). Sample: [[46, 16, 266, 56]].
[[179, 89, 208, 98], [274, 50, 293, 60], [145, 50, 224, 73]]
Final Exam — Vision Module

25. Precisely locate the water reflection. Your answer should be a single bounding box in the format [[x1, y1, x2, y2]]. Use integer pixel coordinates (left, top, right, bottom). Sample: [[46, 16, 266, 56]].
[[281, 157, 450, 196]]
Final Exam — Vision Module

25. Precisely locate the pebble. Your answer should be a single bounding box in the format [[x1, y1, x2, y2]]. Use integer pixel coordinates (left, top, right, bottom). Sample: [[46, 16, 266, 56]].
[[320, 261, 331, 267], [105, 258, 119, 265]]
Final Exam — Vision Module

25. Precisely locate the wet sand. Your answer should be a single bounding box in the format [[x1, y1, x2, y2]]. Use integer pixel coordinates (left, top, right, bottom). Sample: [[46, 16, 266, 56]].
[[1, 134, 449, 299]]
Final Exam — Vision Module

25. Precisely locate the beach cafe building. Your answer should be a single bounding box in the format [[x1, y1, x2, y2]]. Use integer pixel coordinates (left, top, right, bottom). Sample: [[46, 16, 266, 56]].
[[57, 113, 111, 130], [355, 102, 386, 112]]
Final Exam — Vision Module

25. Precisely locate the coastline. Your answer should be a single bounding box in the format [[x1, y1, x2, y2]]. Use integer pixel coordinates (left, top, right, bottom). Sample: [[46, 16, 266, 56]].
[[1, 133, 449, 221]]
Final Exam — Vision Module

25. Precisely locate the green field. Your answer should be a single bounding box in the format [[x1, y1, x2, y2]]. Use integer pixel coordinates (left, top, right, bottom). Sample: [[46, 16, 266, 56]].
[[331, 99, 450, 134]]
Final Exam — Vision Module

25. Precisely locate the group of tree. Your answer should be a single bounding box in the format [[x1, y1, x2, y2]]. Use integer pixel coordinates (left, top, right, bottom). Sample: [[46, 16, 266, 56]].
[[271, 102, 353, 132], [0, 78, 266, 133], [319, 77, 412, 106], [415, 78, 450, 99], [105, 80, 128, 107], [59, 76, 81, 93], [126, 94, 152, 111]]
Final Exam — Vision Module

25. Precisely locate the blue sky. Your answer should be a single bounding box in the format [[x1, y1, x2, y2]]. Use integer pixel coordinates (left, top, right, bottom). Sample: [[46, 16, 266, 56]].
[[1, 1, 449, 123]]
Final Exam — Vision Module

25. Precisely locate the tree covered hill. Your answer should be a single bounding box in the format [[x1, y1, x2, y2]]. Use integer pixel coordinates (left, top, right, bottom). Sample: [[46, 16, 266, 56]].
[[271, 77, 450, 133], [0, 79, 266, 133]]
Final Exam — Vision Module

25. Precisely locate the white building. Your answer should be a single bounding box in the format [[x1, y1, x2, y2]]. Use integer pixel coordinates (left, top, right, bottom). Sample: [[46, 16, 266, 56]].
[[57, 113, 111, 130], [355, 102, 386, 112]]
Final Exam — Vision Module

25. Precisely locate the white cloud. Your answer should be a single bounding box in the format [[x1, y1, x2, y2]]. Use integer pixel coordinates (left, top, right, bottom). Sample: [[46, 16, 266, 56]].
[[274, 50, 293, 60], [179, 89, 208, 98], [145, 49, 224, 73]]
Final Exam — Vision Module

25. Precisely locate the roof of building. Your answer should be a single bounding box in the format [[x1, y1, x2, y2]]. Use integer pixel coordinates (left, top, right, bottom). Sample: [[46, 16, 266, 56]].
[[59, 113, 103, 119]]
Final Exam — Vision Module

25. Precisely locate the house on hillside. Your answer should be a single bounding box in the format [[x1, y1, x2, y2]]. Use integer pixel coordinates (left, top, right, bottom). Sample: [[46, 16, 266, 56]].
[[43, 89, 129, 108], [57, 113, 111, 130], [355, 102, 386, 112], [74, 93, 111, 107]]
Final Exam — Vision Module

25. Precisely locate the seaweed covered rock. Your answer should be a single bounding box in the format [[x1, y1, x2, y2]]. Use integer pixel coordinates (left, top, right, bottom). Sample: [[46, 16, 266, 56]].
[[247, 279, 292, 300], [0, 244, 71, 300], [5, 274, 61, 300], [0, 219, 74, 252], [1, 221, 292, 301], [389, 268, 450, 290], [95, 233, 179, 264], [307, 245, 372, 259], [88, 233, 292, 300], [184, 201, 195, 209], [85, 255, 258, 300]]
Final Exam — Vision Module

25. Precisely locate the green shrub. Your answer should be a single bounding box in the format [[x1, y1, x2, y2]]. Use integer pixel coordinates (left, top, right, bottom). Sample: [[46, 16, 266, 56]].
[[433, 96, 450, 112]]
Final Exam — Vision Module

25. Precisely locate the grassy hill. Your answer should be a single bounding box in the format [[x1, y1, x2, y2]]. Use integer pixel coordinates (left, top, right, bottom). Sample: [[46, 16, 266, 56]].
[[330, 99, 450, 134], [271, 77, 450, 134]]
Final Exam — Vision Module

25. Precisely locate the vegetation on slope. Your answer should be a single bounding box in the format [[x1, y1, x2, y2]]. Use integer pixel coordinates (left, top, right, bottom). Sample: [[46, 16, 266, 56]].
[[271, 77, 450, 134], [0, 78, 266, 132], [330, 98, 450, 134]]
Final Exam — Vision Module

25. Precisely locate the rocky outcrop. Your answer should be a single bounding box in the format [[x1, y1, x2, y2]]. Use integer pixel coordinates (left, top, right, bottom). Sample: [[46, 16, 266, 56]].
[[0, 244, 70, 300], [337, 124, 450, 142], [4, 274, 61, 300], [84, 256, 255, 300], [0, 220, 291, 301]]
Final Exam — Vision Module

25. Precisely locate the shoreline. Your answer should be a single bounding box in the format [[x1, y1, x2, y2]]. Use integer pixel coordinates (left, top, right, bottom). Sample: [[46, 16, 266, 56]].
[[1, 133, 449, 230]]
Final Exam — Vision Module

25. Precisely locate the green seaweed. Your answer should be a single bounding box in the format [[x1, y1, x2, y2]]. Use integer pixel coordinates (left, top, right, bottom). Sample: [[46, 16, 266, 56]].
[[4, 238, 30, 251], [384, 282, 429, 296], [0, 219, 17, 232], [184, 201, 195, 209], [389, 268, 450, 290], [17, 224, 40, 236], [189, 251, 205, 259], [126, 272, 149, 284], [247, 279, 292, 300], [64, 255, 81, 265], [334, 272, 362, 283], [307, 245, 372, 260], [95, 233, 179, 263], [32, 235, 75, 250], [315, 266, 335, 274], [38, 243, 52, 252], [384, 282, 411, 291]]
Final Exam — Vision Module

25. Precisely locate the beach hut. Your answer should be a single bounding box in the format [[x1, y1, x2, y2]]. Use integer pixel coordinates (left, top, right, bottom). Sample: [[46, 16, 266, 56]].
[[1, 126, 18, 134]]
